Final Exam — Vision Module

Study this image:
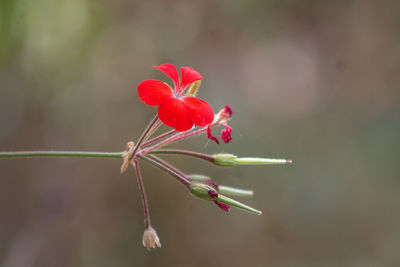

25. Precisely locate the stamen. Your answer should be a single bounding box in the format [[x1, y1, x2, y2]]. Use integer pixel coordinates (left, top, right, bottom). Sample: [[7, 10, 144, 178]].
[[206, 125, 220, 145], [221, 124, 232, 143]]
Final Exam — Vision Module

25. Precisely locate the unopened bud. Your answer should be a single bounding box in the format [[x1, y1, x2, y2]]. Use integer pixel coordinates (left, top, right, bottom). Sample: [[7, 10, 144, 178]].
[[191, 183, 261, 215], [187, 174, 211, 182], [190, 183, 214, 200], [187, 80, 201, 96], [213, 154, 292, 167], [213, 153, 237, 167], [218, 185, 254, 197], [215, 194, 262, 215], [235, 157, 292, 165]]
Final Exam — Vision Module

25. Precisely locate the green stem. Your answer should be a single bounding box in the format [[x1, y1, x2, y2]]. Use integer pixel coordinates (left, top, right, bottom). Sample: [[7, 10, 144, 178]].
[[0, 151, 124, 159]]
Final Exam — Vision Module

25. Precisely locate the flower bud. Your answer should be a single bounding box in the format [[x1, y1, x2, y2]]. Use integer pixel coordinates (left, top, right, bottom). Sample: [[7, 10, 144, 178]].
[[213, 154, 292, 167], [190, 183, 214, 200], [187, 174, 211, 182], [142, 226, 161, 251], [191, 183, 261, 215], [215, 194, 262, 215], [213, 153, 237, 167], [218, 185, 254, 197], [235, 157, 292, 165]]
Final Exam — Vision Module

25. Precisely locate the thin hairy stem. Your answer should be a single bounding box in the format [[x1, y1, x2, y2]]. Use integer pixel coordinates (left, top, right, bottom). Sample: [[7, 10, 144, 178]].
[[129, 115, 159, 161], [142, 132, 185, 152], [141, 127, 207, 153], [146, 155, 191, 186], [149, 149, 214, 163], [133, 160, 151, 228], [0, 151, 123, 159], [139, 155, 191, 188], [141, 129, 176, 147], [144, 119, 162, 141]]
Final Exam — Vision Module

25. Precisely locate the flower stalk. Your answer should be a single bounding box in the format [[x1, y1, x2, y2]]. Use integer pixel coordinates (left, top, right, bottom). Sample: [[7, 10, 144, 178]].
[[148, 149, 214, 163], [139, 155, 191, 188], [0, 151, 123, 159], [133, 160, 151, 228], [128, 115, 159, 161]]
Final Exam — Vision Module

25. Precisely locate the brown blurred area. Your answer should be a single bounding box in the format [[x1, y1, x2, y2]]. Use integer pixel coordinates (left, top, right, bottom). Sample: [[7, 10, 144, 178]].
[[1, 0, 400, 266]]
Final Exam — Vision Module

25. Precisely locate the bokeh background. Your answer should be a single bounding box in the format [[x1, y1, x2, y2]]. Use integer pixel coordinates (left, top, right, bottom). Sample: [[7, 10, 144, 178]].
[[1, 0, 400, 266]]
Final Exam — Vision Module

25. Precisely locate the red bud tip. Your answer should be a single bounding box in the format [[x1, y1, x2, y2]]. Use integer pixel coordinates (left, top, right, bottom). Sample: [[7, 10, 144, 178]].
[[214, 200, 231, 212], [204, 180, 219, 190], [286, 160, 293, 164], [207, 189, 219, 198]]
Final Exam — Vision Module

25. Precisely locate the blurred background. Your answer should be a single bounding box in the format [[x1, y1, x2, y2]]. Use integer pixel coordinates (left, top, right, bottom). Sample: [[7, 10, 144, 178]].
[[1, 0, 400, 266]]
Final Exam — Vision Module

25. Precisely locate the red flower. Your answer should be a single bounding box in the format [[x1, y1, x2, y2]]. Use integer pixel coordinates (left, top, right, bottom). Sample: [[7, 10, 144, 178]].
[[138, 64, 214, 131]]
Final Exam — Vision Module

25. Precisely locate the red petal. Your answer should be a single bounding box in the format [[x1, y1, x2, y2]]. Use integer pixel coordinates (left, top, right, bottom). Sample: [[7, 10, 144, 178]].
[[158, 98, 193, 131], [138, 80, 173, 106], [182, 97, 214, 127], [154, 64, 179, 87], [180, 66, 202, 91]]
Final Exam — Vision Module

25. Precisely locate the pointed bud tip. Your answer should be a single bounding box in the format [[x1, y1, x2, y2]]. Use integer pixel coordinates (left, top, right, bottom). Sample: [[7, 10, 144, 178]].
[[286, 160, 293, 164]]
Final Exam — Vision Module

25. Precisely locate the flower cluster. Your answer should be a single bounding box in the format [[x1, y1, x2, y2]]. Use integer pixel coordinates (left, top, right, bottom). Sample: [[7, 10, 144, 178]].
[[124, 64, 291, 250]]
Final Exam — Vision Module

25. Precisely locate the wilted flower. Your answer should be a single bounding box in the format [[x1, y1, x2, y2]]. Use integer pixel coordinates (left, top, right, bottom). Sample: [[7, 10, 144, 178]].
[[142, 226, 161, 251]]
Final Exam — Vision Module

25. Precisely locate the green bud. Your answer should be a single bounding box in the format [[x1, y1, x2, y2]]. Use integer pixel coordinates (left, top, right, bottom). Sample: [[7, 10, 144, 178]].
[[190, 183, 212, 200], [191, 183, 261, 215], [187, 80, 201, 96], [215, 194, 262, 215], [213, 153, 292, 166], [218, 185, 254, 197], [235, 157, 291, 165], [187, 174, 211, 182], [213, 153, 237, 167]]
